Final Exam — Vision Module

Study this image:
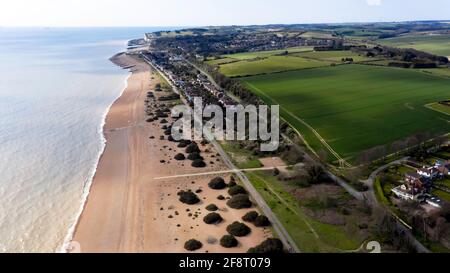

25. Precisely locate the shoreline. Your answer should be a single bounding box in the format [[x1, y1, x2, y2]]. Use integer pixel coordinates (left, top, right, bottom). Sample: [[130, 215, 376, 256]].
[[60, 55, 131, 253], [70, 53, 270, 253]]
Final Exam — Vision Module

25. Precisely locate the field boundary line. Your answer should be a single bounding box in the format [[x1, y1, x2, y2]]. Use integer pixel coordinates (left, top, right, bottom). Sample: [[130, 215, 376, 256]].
[[245, 82, 352, 168], [425, 102, 450, 116]]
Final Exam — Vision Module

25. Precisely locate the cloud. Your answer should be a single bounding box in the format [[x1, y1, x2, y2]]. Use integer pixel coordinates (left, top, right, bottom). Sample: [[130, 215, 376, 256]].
[[366, 0, 382, 6]]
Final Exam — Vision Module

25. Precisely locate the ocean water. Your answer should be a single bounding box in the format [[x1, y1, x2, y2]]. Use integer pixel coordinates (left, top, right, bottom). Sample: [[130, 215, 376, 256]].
[[0, 27, 170, 252]]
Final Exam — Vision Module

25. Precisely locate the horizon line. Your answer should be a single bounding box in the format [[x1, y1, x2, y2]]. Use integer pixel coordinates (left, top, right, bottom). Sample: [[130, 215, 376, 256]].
[[1, 19, 450, 29]]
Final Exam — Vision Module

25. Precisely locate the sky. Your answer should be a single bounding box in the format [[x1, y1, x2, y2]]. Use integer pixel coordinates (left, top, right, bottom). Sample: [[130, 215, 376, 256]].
[[0, 0, 449, 27]]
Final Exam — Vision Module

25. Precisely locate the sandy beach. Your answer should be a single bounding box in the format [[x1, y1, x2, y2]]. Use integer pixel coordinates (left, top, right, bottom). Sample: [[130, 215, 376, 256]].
[[71, 53, 270, 253]]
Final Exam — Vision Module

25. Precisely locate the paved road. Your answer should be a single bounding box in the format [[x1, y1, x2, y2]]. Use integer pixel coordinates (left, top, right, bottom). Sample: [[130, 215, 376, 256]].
[[361, 157, 410, 206], [361, 157, 430, 253], [285, 138, 430, 253], [141, 54, 301, 253]]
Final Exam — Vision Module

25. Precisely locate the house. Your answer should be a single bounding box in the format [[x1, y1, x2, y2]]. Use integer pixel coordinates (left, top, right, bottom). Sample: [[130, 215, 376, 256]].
[[392, 185, 415, 200], [405, 172, 421, 183], [434, 160, 449, 178], [417, 166, 438, 179]]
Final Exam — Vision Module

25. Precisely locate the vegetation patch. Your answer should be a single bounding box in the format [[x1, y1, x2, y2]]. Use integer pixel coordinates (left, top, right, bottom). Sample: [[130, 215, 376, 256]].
[[253, 215, 271, 227], [208, 177, 227, 189], [228, 185, 247, 196], [191, 159, 206, 168], [248, 238, 284, 253], [227, 194, 253, 209], [184, 239, 203, 251], [178, 190, 200, 205], [203, 212, 223, 224], [174, 153, 186, 161], [242, 211, 259, 222], [205, 204, 219, 211], [226, 221, 251, 237], [220, 235, 238, 248]]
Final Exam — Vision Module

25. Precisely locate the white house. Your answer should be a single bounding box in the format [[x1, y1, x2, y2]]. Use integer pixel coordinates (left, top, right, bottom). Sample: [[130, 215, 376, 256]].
[[392, 185, 415, 201]]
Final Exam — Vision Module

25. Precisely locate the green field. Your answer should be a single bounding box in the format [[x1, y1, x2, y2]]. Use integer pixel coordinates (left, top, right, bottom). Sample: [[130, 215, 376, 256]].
[[220, 47, 313, 60], [426, 102, 450, 116], [218, 55, 329, 77], [242, 65, 450, 161], [292, 50, 379, 63], [379, 34, 450, 57]]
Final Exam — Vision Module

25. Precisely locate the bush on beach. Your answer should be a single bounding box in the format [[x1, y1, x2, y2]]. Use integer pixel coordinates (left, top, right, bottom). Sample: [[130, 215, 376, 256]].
[[184, 239, 203, 251], [208, 177, 227, 190], [226, 221, 251, 237], [227, 194, 252, 209], [220, 235, 238, 248], [178, 190, 200, 205]]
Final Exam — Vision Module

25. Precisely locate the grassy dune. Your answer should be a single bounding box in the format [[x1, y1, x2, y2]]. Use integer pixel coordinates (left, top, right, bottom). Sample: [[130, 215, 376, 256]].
[[243, 65, 450, 161]]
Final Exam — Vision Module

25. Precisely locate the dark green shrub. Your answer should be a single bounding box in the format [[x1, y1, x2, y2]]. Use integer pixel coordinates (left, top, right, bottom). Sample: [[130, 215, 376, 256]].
[[205, 204, 219, 211], [227, 194, 252, 209], [220, 235, 238, 248], [187, 152, 204, 161], [186, 143, 200, 153], [208, 177, 227, 190], [253, 215, 270, 227], [184, 239, 202, 251], [174, 153, 186, 161], [228, 185, 247, 196], [178, 190, 200, 205], [191, 159, 206, 168], [247, 238, 284, 253], [226, 221, 251, 237], [177, 139, 191, 148], [242, 211, 259, 222], [203, 212, 223, 224]]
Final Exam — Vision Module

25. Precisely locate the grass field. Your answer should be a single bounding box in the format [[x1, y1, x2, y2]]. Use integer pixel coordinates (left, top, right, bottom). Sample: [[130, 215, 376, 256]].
[[242, 65, 450, 161], [379, 34, 450, 57], [374, 179, 391, 206], [218, 55, 329, 77], [425, 102, 450, 116]]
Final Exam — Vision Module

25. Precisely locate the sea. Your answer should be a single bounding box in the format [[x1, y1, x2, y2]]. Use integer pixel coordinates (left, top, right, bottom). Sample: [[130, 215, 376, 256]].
[[0, 27, 172, 252]]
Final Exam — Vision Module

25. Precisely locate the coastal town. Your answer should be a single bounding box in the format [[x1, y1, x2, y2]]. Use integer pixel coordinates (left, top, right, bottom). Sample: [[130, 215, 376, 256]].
[[124, 22, 450, 253]]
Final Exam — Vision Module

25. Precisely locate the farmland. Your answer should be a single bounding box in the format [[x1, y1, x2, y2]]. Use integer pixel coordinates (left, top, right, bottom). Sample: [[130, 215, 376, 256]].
[[379, 34, 450, 57], [242, 65, 450, 161], [426, 102, 450, 116], [217, 56, 329, 77], [206, 47, 327, 77], [291, 50, 380, 63]]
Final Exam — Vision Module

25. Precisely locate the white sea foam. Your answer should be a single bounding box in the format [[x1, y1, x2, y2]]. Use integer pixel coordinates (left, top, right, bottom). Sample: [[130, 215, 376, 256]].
[[58, 73, 130, 253]]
